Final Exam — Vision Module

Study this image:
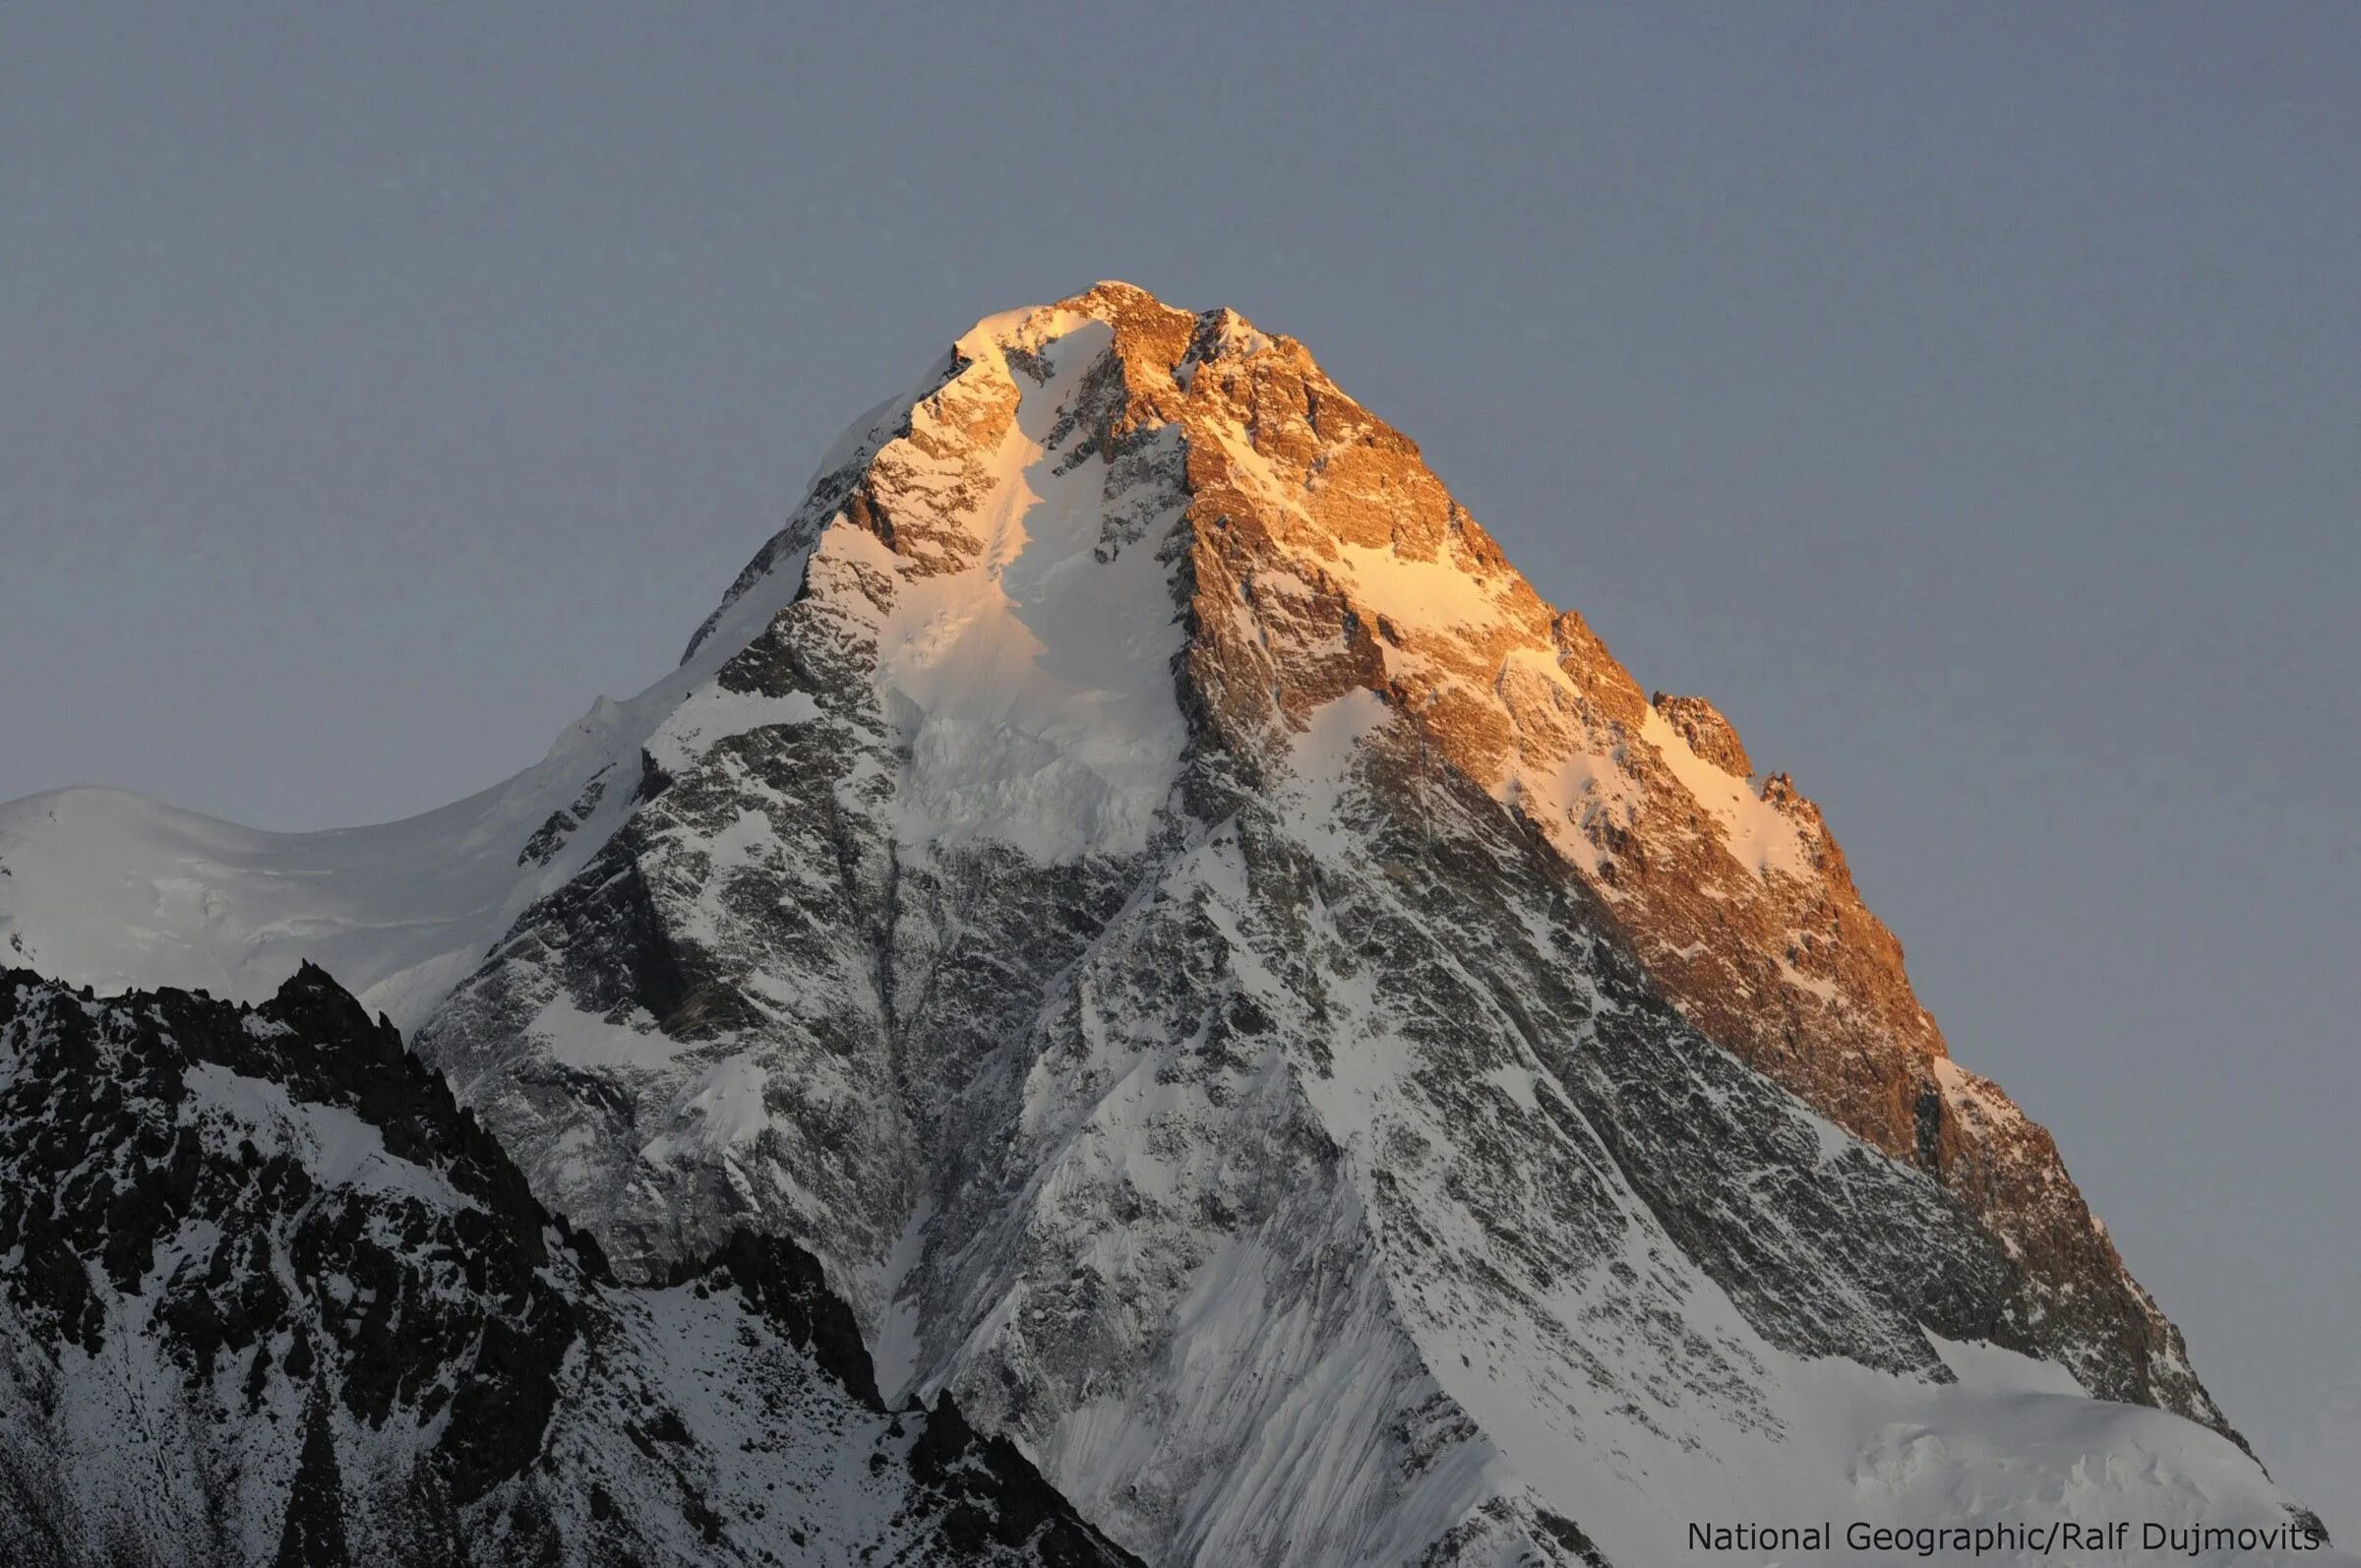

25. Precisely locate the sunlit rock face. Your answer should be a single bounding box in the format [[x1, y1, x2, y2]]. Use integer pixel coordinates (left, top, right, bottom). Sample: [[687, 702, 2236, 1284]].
[[0, 283, 2321, 1565]]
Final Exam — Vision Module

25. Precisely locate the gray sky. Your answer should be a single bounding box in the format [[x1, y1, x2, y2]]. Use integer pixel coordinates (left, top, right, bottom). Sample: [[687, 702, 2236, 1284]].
[[5, 2, 2355, 1530]]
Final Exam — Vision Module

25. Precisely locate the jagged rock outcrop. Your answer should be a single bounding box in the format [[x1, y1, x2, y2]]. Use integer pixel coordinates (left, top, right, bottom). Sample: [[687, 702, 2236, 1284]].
[[0, 283, 2330, 1565], [1649, 693, 1752, 777], [0, 966, 1138, 1566]]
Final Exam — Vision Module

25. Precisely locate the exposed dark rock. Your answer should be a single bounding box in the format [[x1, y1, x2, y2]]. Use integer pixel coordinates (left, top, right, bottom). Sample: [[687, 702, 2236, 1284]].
[[0, 969, 1141, 1565]]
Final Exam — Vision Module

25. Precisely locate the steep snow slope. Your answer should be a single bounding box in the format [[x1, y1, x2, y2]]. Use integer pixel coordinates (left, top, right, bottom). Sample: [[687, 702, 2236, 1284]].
[[0, 773, 610, 1033], [0, 373, 934, 1037], [0, 316, 1183, 1026], [0, 966, 1138, 1566], [0, 283, 2331, 1565]]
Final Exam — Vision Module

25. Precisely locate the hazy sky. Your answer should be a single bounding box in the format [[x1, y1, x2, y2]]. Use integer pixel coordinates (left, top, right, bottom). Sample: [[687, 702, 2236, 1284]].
[[5, 3, 2355, 1530]]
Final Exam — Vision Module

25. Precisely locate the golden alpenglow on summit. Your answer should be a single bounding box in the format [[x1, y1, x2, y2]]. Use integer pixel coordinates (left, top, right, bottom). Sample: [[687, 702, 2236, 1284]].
[[1, 282, 2336, 1564], [3, 9, 2349, 1565]]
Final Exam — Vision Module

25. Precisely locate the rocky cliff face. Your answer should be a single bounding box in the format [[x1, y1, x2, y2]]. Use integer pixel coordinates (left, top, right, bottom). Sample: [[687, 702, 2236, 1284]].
[[0, 283, 2328, 1566], [0, 967, 1138, 1566], [1114, 285, 2214, 1431]]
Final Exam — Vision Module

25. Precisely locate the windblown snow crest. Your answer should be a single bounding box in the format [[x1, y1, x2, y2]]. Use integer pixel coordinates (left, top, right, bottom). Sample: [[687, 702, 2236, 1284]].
[[0, 282, 2333, 1565]]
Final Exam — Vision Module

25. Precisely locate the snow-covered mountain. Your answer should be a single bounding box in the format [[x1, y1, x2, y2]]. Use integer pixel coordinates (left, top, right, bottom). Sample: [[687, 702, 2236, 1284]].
[[0, 283, 2334, 1564], [0, 965, 1139, 1565]]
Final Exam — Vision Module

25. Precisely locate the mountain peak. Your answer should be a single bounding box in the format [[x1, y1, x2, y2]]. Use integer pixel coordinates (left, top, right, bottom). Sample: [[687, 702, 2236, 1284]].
[[659, 286, 2236, 1430], [0, 288, 2306, 1564]]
